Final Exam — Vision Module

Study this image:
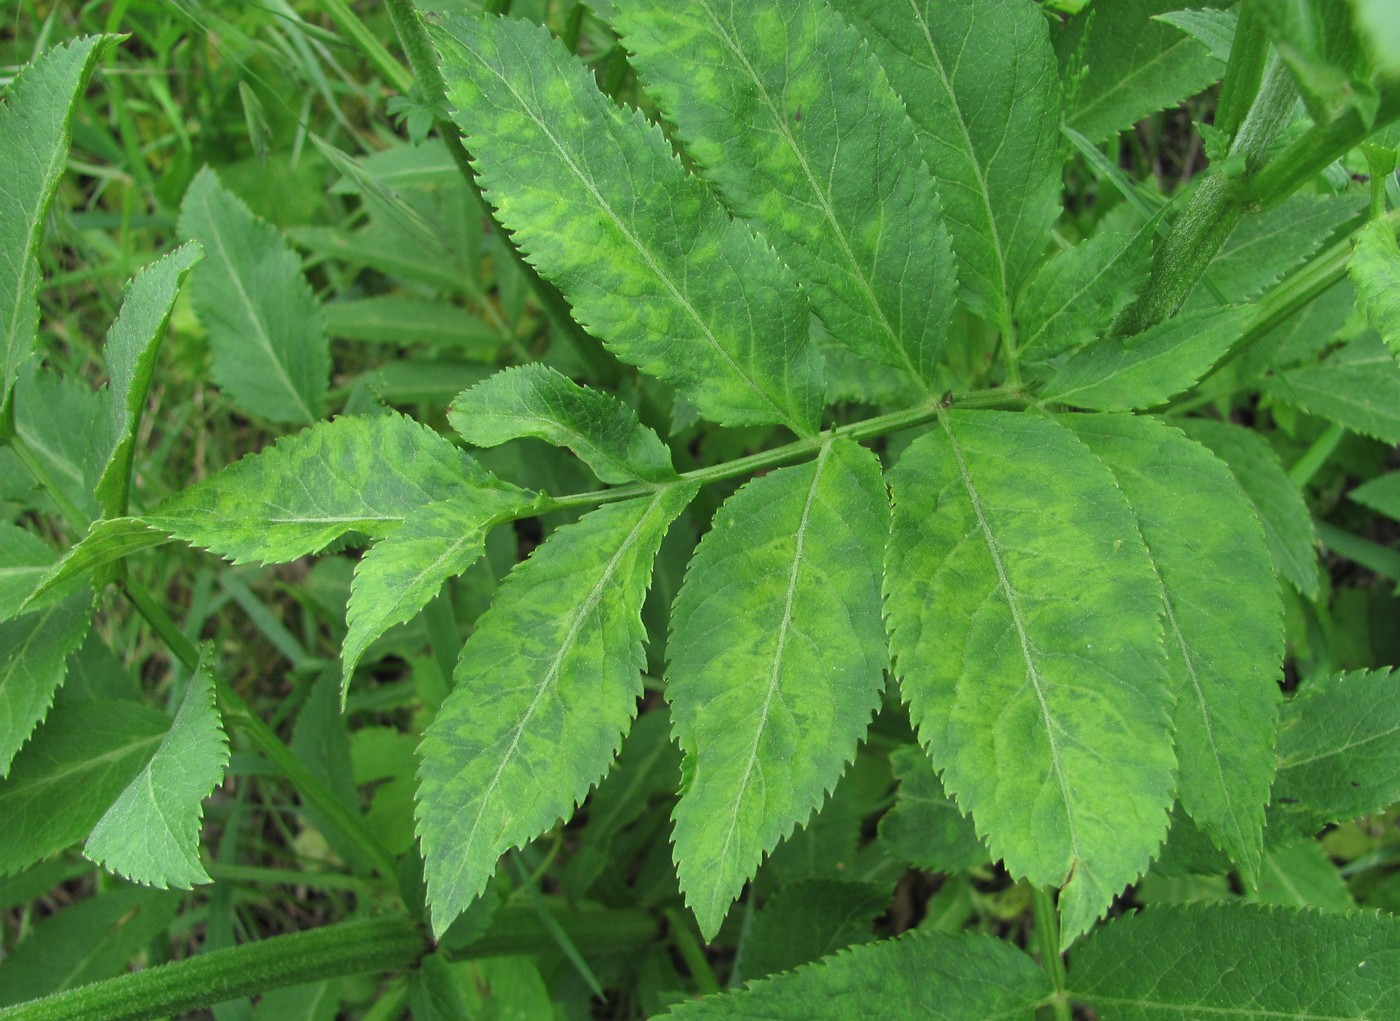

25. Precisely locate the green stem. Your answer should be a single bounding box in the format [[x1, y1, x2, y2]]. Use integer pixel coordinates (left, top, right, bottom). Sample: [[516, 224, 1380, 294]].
[[1315, 520, 1400, 583], [8, 431, 85, 534], [0, 917, 424, 1021], [1113, 55, 1297, 336], [446, 905, 658, 958], [541, 387, 1028, 513], [1288, 423, 1346, 489], [204, 862, 371, 893], [663, 909, 722, 996], [319, 0, 415, 94], [1238, 82, 1400, 210], [1202, 208, 1391, 383], [1031, 887, 1071, 1021], [1213, 3, 1272, 141], [118, 579, 405, 896]]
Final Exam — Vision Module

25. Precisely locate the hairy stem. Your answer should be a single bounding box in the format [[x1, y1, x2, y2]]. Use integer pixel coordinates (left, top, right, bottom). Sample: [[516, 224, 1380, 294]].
[[0, 917, 425, 1021], [1239, 82, 1400, 209], [1113, 54, 1297, 336]]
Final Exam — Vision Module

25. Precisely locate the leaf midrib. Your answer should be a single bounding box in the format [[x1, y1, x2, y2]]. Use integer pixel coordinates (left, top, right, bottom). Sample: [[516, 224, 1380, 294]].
[[463, 33, 799, 432], [707, 442, 830, 919], [905, 0, 1011, 330], [196, 190, 314, 422], [942, 416, 1083, 867], [448, 490, 666, 889], [691, 0, 929, 392]]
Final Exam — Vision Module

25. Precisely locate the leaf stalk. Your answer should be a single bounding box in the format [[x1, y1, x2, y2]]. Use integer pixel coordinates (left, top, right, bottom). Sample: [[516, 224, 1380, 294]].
[[541, 387, 1028, 513]]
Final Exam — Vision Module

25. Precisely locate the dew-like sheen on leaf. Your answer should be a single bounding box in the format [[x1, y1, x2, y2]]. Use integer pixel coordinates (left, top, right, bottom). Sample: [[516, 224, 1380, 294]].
[[417, 484, 695, 936], [84, 650, 229, 888], [613, 0, 953, 389], [431, 15, 823, 434], [668, 439, 889, 939], [664, 929, 1050, 1020], [449, 364, 676, 484], [1069, 903, 1400, 1019], [885, 411, 1172, 945], [1068, 414, 1282, 883], [836, 0, 1061, 336]]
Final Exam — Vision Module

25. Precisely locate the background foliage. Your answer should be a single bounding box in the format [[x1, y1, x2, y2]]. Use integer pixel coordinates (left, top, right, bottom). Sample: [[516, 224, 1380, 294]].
[[4, 1, 1400, 1019]]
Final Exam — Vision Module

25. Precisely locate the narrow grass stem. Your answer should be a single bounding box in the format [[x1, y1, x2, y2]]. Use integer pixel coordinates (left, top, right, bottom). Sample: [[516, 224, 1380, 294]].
[[118, 579, 405, 897], [319, 0, 415, 94], [1031, 887, 1071, 1021]]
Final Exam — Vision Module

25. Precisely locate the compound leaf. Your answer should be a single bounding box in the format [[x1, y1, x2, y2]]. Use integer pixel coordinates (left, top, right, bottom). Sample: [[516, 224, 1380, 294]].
[[1069, 414, 1281, 883], [1197, 193, 1363, 307], [0, 35, 108, 414], [663, 929, 1050, 1020], [0, 590, 91, 777], [668, 439, 888, 938], [1042, 306, 1251, 411], [1056, 0, 1228, 143], [449, 364, 675, 484], [1018, 230, 1153, 364], [877, 744, 989, 875], [179, 167, 329, 424], [615, 0, 954, 388], [431, 15, 823, 434], [342, 487, 537, 694], [141, 413, 496, 565], [1265, 334, 1400, 444], [1271, 668, 1400, 838], [84, 650, 229, 888], [1350, 217, 1400, 358], [1180, 418, 1319, 598], [0, 698, 168, 875], [94, 242, 204, 517], [837, 0, 1061, 336], [1249, 839, 1354, 911], [0, 523, 56, 622], [738, 879, 889, 982], [885, 411, 1172, 945], [417, 484, 695, 936], [1068, 903, 1400, 1018]]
